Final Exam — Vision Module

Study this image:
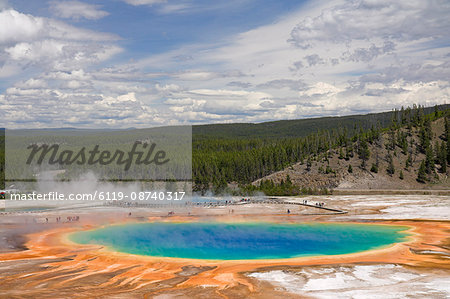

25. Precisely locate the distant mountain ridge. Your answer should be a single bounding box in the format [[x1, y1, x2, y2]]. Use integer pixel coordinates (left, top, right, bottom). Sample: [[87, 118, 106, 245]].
[[192, 104, 450, 139]]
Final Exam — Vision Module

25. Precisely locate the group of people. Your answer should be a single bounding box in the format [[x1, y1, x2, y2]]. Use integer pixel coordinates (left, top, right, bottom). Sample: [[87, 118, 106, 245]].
[[42, 216, 79, 223], [301, 199, 325, 207]]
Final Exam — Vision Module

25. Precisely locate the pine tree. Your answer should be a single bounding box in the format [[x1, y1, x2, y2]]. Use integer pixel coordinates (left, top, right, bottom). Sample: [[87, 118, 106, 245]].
[[400, 106, 406, 125], [419, 123, 430, 153], [358, 138, 370, 169], [386, 153, 395, 176], [370, 163, 378, 173], [399, 170, 404, 180], [425, 145, 434, 174], [405, 153, 412, 170], [442, 156, 447, 173], [306, 156, 312, 171], [348, 164, 353, 173], [286, 174, 292, 186], [346, 144, 353, 160], [439, 141, 447, 173], [417, 105, 424, 125], [405, 106, 412, 128], [339, 147, 344, 159], [417, 161, 427, 183], [326, 165, 334, 174], [387, 129, 396, 150], [399, 132, 408, 154]]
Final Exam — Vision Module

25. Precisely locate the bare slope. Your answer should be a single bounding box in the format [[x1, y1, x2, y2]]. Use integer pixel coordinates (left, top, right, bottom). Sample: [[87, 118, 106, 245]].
[[254, 118, 449, 191]]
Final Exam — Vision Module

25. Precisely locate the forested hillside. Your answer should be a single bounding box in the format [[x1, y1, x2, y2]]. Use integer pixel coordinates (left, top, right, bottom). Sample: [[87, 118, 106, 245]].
[[193, 105, 450, 195], [1, 105, 449, 195]]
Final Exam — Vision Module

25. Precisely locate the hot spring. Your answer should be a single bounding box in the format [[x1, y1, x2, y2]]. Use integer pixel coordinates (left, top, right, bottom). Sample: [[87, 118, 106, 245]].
[[69, 222, 409, 260]]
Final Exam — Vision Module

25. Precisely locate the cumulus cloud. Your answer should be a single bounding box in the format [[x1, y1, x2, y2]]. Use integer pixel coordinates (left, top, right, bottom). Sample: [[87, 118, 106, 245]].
[[49, 1, 109, 20], [4, 39, 121, 70], [0, 9, 44, 45], [1, 83, 163, 128], [257, 79, 306, 91], [14, 78, 48, 89], [304, 54, 325, 67], [0, 9, 117, 45], [341, 41, 396, 62], [289, 0, 450, 49], [1, 0, 449, 128], [159, 88, 275, 120], [0, 9, 121, 73]]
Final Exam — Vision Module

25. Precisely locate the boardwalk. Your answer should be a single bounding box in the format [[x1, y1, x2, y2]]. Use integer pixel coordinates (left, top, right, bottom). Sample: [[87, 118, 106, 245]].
[[101, 197, 348, 215]]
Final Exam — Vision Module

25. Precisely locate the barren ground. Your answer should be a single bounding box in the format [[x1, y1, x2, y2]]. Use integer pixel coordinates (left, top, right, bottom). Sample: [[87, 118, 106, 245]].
[[0, 195, 449, 298]]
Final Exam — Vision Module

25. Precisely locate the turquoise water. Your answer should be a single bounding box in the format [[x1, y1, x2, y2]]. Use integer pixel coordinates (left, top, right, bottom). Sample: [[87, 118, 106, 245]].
[[69, 222, 409, 260]]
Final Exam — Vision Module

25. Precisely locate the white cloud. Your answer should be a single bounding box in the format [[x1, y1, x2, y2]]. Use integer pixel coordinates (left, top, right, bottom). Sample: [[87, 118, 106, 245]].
[[155, 83, 182, 92], [304, 54, 325, 67], [123, 0, 166, 6], [0, 9, 121, 74], [49, 1, 109, 20], [174, 71, 219, 81], [0, 62, 20, 78], [0, 9, 117, 45], [341, 41, 395, 63], [6, 40, 64, 61], [136, 0, 449, 123], [1, 0, 449, 128], [101, 92, 138, 104], [300, 82, 342, 97], [4, 39, 122, 70], [289, 1, 450, 48], [164, 97, 195, 105], [15, 78, 48, 89], [0, 9, 44, 45], [158, 3, 190, 14]]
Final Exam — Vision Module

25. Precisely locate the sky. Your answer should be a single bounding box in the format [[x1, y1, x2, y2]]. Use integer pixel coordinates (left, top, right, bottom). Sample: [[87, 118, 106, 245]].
[[0, 0, 449, 128]]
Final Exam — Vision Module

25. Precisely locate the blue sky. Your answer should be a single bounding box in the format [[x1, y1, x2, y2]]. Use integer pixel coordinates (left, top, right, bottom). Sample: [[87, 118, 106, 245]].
[[0, 0, 449, 128], [9, 0, 307, 58]]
